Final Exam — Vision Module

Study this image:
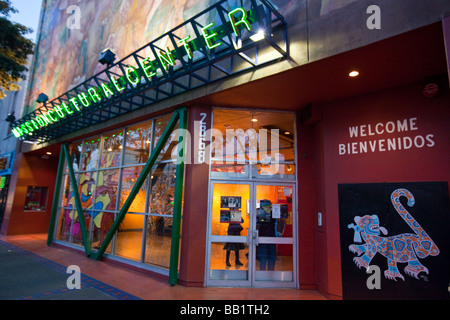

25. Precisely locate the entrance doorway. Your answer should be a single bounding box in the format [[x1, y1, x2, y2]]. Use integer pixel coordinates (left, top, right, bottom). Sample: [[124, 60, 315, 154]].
[[206, 182, 297, 288]]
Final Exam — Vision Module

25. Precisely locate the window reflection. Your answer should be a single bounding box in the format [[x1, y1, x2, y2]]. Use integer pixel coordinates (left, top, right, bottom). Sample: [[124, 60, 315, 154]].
[[149, 162, 176, 215], [121, 166, 147, 213], [115, 213, 144, 262], [81, 136, 101, 171], [92, 169, 119, 247], [145, 215, 172, 268], [79, 171, 96, 209], [100, 129, 123, 168], [70, 141, 83, 172], [211, 110, 295, 179], [58, 113, 180, 270], [124, 121, 152, 165]]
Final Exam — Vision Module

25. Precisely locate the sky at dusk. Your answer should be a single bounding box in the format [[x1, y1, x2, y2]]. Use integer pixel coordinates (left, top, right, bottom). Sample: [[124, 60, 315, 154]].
[[9, 0, 43, 43]]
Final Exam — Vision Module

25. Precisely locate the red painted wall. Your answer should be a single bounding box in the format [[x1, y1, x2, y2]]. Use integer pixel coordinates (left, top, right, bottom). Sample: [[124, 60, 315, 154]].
[[310, 80, 450, 298], [178, 106, 212, 286], [1, 153, 58, 235]]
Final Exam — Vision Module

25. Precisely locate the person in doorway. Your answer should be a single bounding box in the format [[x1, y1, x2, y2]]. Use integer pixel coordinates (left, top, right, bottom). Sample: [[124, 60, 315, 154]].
[[223, 218, 245, 267], [256, 205, 277, 271]]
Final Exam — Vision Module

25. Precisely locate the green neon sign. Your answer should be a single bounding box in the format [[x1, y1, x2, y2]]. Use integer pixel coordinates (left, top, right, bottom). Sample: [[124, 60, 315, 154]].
[[12, 7, 256, 139]]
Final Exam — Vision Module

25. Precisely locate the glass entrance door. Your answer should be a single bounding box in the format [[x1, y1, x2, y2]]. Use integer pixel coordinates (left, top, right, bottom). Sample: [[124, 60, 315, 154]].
[[206, 182, 297, 288]]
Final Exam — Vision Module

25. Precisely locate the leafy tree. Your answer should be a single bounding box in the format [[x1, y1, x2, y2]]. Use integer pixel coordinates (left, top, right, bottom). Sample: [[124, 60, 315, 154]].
[[0, 0, 34, 99]]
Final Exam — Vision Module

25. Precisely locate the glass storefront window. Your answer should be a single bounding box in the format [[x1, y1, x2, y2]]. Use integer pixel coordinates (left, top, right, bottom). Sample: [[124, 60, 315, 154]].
[[148, 162, 176, 215], [55, 112, 181, 272], [61, 174, 75, 209], [144, 215, 172, 268], [124, 121, 153, 166], [115, 213, 144, 262], [70, 141, 83, 172], [100, 129, 124, 169], [91, 169, 119, 248], [79, 171, 97, 209], [81, 136, 101, 171], [56, 208, 71, 242], [211, 110, 295, 180], [120, 166, 147, 213]]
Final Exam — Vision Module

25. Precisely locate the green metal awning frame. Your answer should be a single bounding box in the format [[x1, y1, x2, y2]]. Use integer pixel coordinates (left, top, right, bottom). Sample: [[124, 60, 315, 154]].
[[47, 107, 187, 285], [12, 0, 288, 143]]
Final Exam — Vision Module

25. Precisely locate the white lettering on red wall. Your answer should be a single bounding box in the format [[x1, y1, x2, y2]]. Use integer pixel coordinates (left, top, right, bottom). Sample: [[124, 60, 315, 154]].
[[338, 117, 436, 156]]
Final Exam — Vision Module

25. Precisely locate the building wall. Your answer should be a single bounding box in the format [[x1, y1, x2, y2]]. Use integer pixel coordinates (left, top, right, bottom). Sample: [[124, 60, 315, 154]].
[[310, 80, 450, 298], [0, 75, 29, 155], [0, 153, 58, 235], [25, 0, 450, 115]]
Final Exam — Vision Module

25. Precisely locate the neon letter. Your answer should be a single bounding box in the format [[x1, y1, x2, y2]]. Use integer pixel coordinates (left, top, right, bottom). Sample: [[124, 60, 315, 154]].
[[20, 123, 29, 135], [157, 48, 175, 70], [202, 23, 222, 49], [100, 83, 114, 99], [78, 92, 91, 107], [12, 127, 22, 138], [228, 8, 252, 37], [30, 119, 40, 130], [40, 113, 52, 125], [125, 66, 140, 85], [69, 97, 81, 112], [88, 87, 102, 103], [61, 102, 74, 115], [54, 105, 65, 118], [138, 57, 156, 80], [35, 115, 45, 127], [178, 36, 193, 59], [110, 76, 125, 92], [47, 110, 58, 122]]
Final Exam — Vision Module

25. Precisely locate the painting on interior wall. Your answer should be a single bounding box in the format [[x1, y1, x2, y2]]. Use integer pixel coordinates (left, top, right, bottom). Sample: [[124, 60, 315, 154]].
[[339, 182, 450, 300]]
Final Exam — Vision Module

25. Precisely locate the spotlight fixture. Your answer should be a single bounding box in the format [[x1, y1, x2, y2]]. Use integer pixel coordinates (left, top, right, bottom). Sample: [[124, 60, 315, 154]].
[[5, 113, 15, 123], [98, 49, 116, 66], [250, 29, 265, 42], [36, 93, 49, 104]]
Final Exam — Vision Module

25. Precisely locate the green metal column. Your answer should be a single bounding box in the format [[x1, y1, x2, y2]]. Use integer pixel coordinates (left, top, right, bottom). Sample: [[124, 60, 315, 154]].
[[62, 143, 92, 256], [47, 144, 65, 246], [168, 107, 187, 286]]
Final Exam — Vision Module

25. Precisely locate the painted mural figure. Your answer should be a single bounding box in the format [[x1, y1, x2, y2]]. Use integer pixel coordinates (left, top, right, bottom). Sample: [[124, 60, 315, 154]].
[[348, 188, 440, 281]]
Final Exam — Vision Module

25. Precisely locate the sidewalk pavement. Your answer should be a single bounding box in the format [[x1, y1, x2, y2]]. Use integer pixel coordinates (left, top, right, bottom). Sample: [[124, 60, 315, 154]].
[[0, 234, 328, 301]]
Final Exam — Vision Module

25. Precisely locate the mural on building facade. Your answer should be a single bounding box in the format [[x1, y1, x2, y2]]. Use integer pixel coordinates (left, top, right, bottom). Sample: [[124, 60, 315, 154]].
[[320, 0, 358, 16], [27, 0, 355, 112]]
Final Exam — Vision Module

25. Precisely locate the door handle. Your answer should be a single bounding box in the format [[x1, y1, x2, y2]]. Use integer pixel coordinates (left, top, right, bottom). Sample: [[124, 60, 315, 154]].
[[253, 230, 259, 246]]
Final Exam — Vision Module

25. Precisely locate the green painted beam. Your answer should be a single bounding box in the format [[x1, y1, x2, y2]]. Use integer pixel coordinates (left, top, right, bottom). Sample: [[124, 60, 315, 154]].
[[168, 107, 187, 286], [62, 143, 92, 256], [47, 144, 65, 246]]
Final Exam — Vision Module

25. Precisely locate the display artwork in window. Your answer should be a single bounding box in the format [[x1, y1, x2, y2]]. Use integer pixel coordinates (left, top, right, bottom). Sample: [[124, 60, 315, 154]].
[[24, 186, 48, 211]]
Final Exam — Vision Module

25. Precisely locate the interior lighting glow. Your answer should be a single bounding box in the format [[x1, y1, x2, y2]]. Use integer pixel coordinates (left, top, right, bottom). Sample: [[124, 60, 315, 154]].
[[349, 71, 360, 77]]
